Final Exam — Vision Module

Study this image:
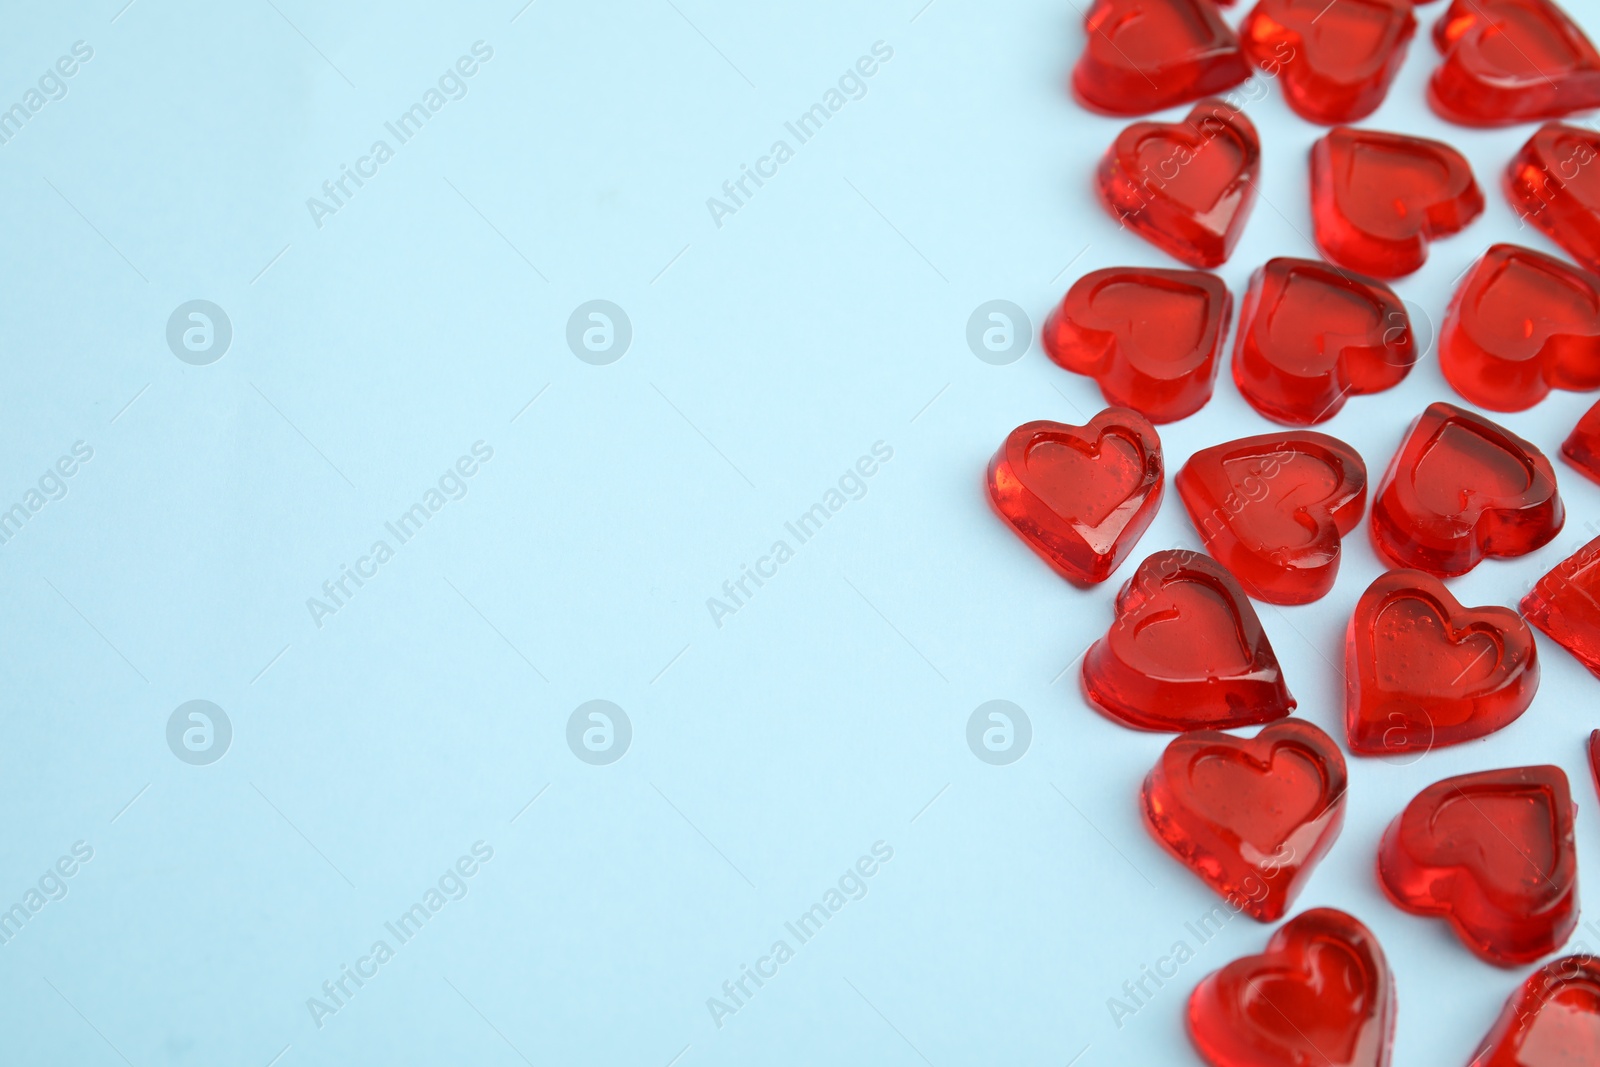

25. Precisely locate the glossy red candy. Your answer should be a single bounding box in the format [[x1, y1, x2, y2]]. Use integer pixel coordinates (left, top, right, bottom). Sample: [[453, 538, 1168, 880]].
[[1378, 765, 1577, 966], [1565, 399, 1600, 484], [1521, 535, 1600, 678], [1591, 731, 1600, 798], [1370, 402, 1563, 577], [1439, 244, 1600, 412], [1470, 955, 1600, 1066], [1042, 268, 1231, 423], [1345, 570, 1538, 755], [1310, 127, 1483, 278], [1231, 258, 1415, 424], [1188, 908, 1395, 1067], [1082, 549, 1295, 730], [1430, 0, 1600, 126], [1143, 719, 1345, 921], [1506, 122, 1600, 274], [1177, 431, 1367, 604], [1098, 101, 1261, 269], [986, 409, 1162, 584], [1072, 0, 1249, 116], [1239, 0, 1416, 124]]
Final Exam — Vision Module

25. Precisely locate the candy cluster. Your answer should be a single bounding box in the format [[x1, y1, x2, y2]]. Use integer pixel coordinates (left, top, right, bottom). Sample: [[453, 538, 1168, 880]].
[[990, 1, 1600, 1062]]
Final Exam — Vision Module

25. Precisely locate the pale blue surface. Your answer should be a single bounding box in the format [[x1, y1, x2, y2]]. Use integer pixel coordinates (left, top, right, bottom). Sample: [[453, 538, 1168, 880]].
[[3, 1, 1600, 1064]]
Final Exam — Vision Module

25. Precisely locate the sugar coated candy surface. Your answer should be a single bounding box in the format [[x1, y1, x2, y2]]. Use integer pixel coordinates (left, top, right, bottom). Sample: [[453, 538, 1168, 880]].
[[1188, 908, 1395, 1067], [1142, 718, 1346, 921]]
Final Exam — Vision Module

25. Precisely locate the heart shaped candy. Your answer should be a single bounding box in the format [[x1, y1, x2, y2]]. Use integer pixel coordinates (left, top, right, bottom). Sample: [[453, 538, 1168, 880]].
[[1188, 908, 1395, 1067], [1565, 398, 1600, 485], [1506, 122, 1600, 274], [1345, 570, 1538, 755], [1310, 127, 1483, 278], [1522, 534, 1600, 679], [1231, 258, 1416, 424], [1471, 955, 1600, 1066], [1240, 0, 1416, 124], [986, 409, 1163, 584], [1082, 549, 1295, 730], [1098, 100, 1261, 268], [1143, 718, 1345, 921], [1429, 0, 1600, 126], [1177, 431, 1367, 604], [1042, 267, 1231, 423], [1370, 402, 1564, 577], [1378, 765, 1578, 966], [1439, 243, 1600, 412], [1072, 0, 1249, 116]]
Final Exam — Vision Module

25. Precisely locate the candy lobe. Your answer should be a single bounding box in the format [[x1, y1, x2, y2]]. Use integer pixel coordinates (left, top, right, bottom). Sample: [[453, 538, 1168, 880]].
[[1521, 535, 1600, 678], [1377, 765, 1578, 966], [1098, 100, 1261, 269], [1082, 550, 1295, 730], [1469, 955, 1600, 1066], [1369, 402, 1563, 577], [1177, 431, 1367, 603], [1231, 258, 1415, 424], [1187, 908, 1395, 1067], [1345, 570, 1538, 755], [1505, 122, 1600, 274], [986, 409, 1163, 584], [1042, 267, 1231, 423], [1239, 0, 1416, 124], [1143, 719, 1345, 922], [1439, 244, 1600, 412], [1310, 127, 1483, 278], [1072, 0, 1250, 116]]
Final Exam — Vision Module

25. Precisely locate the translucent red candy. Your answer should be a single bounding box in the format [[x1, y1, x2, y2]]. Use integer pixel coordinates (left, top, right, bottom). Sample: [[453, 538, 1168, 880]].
[[1231, 258, 1416, 424], [1430, 0, 1600, 126], [1188, 908, 1394, 1067], [1370, 402, 1563, 577], [1506, 122, 1600, 273], [1378, 765, 1577, 966], [1177, 431, 1367, 604], [1521, 535, 1600, 678], [1082, 549, 1295, 730], [1098, 100, 1260, 269], [1345, 570, 1538, 756], [1142, 719, 1345, 921], [1042, 268, 1231, 423], [1239, 0, 1416, 124], [1439, 243, 1600, 412], [986, 409, 1162, 584], [1471, 955, 1600, 1066], [1072, 0, 1249, 116], [1591, 730, 1600, 797], [1310, 127, 1483, 278], [1565, 399, 1600, 484]]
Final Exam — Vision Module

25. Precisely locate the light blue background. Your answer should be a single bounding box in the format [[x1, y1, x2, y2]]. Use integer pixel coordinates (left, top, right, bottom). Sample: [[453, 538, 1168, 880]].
[[3, 1, 1600, 1064]]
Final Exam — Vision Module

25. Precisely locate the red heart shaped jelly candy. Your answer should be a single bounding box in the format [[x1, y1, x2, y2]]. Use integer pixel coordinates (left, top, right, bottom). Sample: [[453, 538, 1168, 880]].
[[1042, 267, 1231, 423], [1231, 258, 1415, 425], [1564, 398, 1600, 484], [1082, 549, 1295, 730], [1072, 0, 1250, 116], [1470, 954, 1600, 1066], [1098, 100, 1261, 269], [1370, 402, 1563, 577], [1506, 122, 1600, 274], [1522, 534, 1600, 678], [1177, 431, 1367, 604], [1188, 908, 1395, 1067], [986, 409, 1163, 584], [1378, 765, 1577, 966], [1143, 718, 1345, 921], [1345, 570, 1538, 755], [1310, 127, 1483, 278], [1240, 0, 1416, 124], [1439, 243, 1600, 412], [1430, 0, 1600, 126]]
